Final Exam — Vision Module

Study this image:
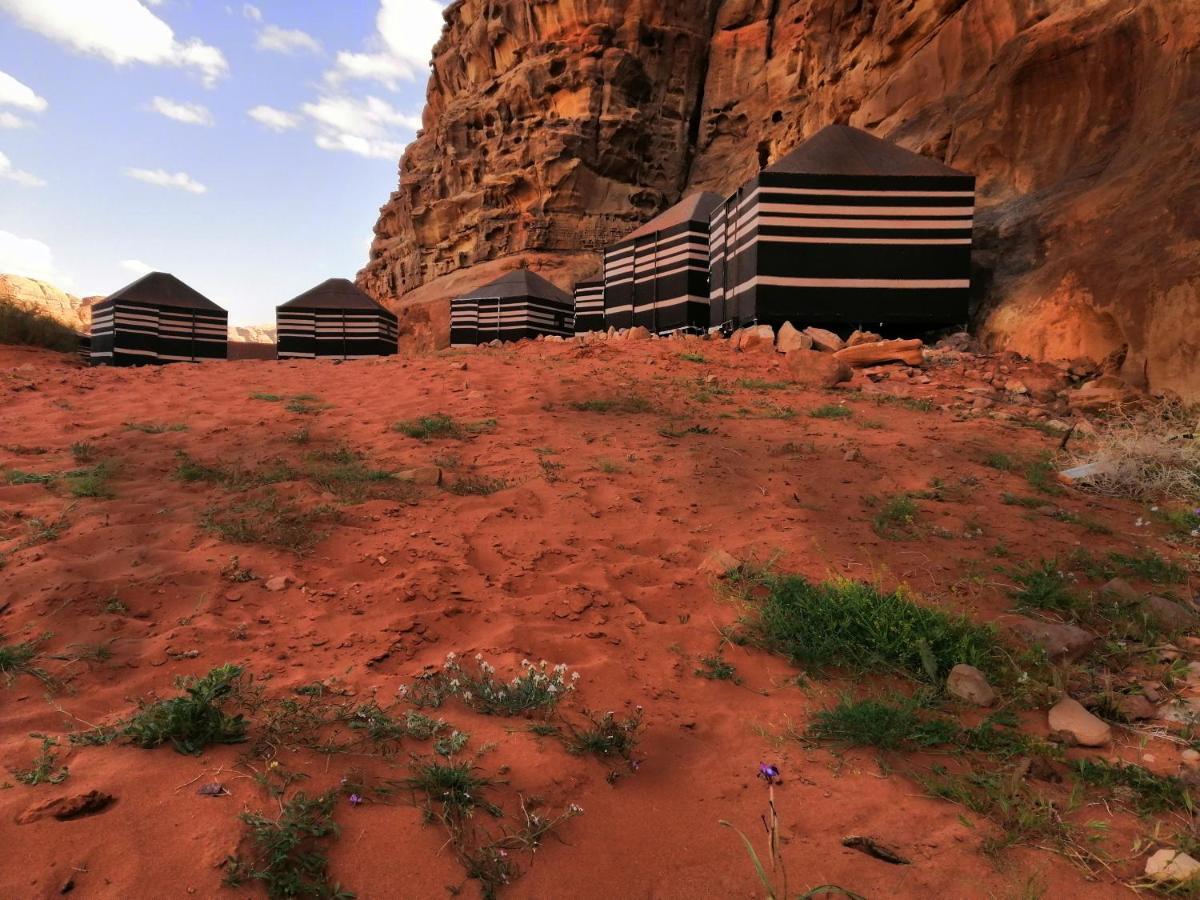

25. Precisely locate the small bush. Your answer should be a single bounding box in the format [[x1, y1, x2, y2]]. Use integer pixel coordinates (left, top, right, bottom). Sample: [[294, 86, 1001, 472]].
[[225, 791, 354, 900], [406, 759, 499, 822], [695, 655, 739, 682], [808, 697, 957, 751], [565, 708, 644, 763], [0, 301, 79, 352], [70, 441, 98, 463], [983, 452, 1015, 471], [5, 470, 55, 485], [200, 493, 338, 553], [1072, 759, 1193, 816], [65, 462, 114, 498], [392, 414, 495, 440], [1009, 559, 1082, 616], [123, 664, 249, 754], [0, 634, 52, 686], [810, 404, 852, 420], [15, 733, 69, 785], [679, 352, 706, 363], [570, 395, 653, 414], [871, 493, 921, 540], [400, 654, 577, 717], [736, 573, 998, 681], [1068, 402, 1200, 502], [250, 392, 284, 402]]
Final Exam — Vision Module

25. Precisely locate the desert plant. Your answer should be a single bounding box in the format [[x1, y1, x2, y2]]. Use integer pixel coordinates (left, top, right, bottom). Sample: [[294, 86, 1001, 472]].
[[225, 790, 354, 900], [123, 664, 249, 754], [200, 493, 338, 553], [734, 572, 999, 681], [446, 475, 508, 496], [64, 462, 114, 498], [123, 421, 188, 434], [401, 654, 577, 717], [570, 394, 653, 414], [1068, 402, 1200, 501], [808, 697, 957, 751], [564, 707, 643, 764], [0, 634, 53, 686], [810, 404, 852, 420], [869, 493, 922, 540], [0, 301, 79, 352], [392, 414, 495, 440], [14, 733, 69, 785], [695, 655, 739, 682]]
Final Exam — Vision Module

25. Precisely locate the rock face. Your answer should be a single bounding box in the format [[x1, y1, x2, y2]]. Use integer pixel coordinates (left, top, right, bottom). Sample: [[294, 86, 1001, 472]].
[[362, 0, 1199, 397], [0, 274, 95, 331], [229, 324, 277, 344]]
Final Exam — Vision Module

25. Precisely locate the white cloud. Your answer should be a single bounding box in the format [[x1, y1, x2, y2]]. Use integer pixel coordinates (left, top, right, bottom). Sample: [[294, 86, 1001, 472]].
[[325, 0, 443, 89], [0, 149, 44, 186], [0, 230, 72, 286], [301, 94, 420, 159], [124, 167, 207, 194], [257, 25, 321, 55], [0, 111, 28, 129], [149, 96, 214, 126], [121, 259, 153, 276], [242, 4, 262, 22], [0, 69, 47, 112], [247, 104, 302, 132], [0, 0, 229, 87]]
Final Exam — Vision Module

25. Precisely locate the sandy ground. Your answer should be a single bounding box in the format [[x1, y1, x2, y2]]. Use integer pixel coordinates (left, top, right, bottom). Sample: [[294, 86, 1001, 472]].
[[0, 340, 1192, 899]]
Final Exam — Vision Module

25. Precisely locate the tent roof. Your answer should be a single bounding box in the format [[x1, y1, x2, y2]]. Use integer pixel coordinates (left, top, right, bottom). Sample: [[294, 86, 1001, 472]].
[[278, 278, 390, 311], [458, 268, 572, 303], [624, 192, 725, 240], [105, 272, 224, 311], [765, 124, 969, 178]]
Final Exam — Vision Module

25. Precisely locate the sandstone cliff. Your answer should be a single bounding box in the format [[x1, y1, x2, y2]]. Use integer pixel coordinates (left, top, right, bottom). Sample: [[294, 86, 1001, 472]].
[[361, 0, 1199, 396], [0, 274, 95, 332]]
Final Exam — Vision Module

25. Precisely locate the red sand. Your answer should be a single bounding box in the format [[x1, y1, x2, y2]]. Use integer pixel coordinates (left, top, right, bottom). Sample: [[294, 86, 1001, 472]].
[[0, 341, 1186, 898]]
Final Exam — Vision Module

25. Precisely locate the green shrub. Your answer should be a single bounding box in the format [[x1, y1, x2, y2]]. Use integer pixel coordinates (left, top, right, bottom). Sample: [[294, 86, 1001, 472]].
[[738, 573, 998, 681], [123, 664, 249, 754], [0, 301, 79, 352]]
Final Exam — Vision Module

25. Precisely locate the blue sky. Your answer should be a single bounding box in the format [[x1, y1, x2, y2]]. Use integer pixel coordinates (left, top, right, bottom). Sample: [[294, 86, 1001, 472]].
[[0, 0, 446, 324]]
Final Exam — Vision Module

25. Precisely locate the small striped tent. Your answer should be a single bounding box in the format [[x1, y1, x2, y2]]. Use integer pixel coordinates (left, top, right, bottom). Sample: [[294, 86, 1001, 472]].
[[572, 277, 605, 334], [709, 125, 975, 330], [603, 192, 723, 334], [90, 272, 227, 366], [277, 279, 398, 360], [450, 269, 574, 347]]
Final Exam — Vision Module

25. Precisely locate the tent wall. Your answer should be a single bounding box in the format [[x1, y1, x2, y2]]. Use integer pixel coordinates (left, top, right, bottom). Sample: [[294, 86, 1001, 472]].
[[450, 297, 479, 347], [451, 293, 573, 346], [711, 171, 975, 329], [89, 300, 228, 366], [602, 244, 634, 330], [607, 218, 713, 334], [277, 309, 398, 359], [573, 280, 605, 333]]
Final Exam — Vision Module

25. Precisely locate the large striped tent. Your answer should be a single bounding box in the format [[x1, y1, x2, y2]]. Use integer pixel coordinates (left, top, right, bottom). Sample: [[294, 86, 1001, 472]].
[[709, 125, 975, 330], [450, 269, 574, 346], [572, 276, 605, 334], [603, 192, 723, 334], [277, 278, 398, 359], [90, 272, 227, 366]]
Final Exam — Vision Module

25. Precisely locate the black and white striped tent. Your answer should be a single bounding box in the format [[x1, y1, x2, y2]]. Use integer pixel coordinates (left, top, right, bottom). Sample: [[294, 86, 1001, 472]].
[[277, 278, 398, 359], [90, 272, 227, 366], [572, 276, 605, 334], [709, 124, 975, 330], [450, 269, 574, 347], [603, 192, 723, 334]]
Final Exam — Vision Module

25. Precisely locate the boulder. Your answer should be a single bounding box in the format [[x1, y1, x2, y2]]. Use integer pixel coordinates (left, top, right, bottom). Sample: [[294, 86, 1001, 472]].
[[733, 324, 775, 352], [1115, 693, 1159, 721], [17, 791, 115, 825], [627, 325, 652, 341], [1145, 595, 1198, 632], [803, 327, 844, 352], [834, 339, 925, 368], [1000, 615, 1097, 662], [775, 321, 812, 353], [1145, 849, 1200, 883], [783, 349, 853, 388], [946, 664, 996, 706], [1047, 696, 1111, 747], [698, 549, 738, 577], [1067, 374, 1140, 410], [397, 466, 443, 486], [847, 330, 883, 347], [936, 332, 973, 352], [264, 575, 291, 592]]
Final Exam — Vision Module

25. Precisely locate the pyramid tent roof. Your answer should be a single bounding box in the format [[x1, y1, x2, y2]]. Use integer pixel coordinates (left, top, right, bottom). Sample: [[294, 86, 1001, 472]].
[[459, 269, 572, 304], [279, 278, 391, 312], [623, 192, 725, 241], [765, 124, 969, 178], [105, 272, 224, 311]]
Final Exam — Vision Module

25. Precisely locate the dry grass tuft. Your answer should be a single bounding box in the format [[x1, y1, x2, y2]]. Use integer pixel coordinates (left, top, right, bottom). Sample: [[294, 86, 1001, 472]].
[[1071, 401, 1199, 501]]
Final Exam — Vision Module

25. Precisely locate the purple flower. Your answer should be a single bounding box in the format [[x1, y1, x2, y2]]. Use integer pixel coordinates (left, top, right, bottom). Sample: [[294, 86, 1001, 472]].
[[758, 762, 780, 784], [348, 793, 363, 807]]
